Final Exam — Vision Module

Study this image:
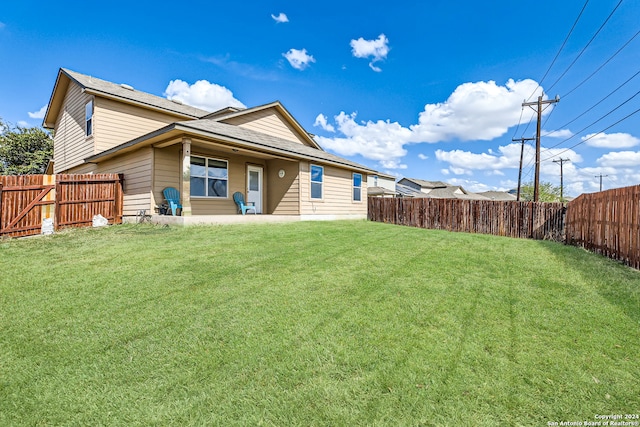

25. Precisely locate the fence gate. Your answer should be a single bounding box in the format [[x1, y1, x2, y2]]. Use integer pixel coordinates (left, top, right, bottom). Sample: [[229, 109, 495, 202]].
[[0, 175, 55, 238], [0, 174, 123, 238]]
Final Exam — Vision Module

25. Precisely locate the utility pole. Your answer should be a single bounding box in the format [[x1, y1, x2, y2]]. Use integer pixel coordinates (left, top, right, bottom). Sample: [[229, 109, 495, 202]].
[[512, 137, 535, 201], [522, 95, 560, 201], [553, 158, 570, 202], [595, 174, 608, 192]]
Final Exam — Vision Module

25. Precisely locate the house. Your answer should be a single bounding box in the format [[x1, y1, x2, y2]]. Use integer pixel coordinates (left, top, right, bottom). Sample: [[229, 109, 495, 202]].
[[366, 172, 397, 197], [396, 178, 491, 200], [476, 191, 517, 201], [43, 68, 382, 222]]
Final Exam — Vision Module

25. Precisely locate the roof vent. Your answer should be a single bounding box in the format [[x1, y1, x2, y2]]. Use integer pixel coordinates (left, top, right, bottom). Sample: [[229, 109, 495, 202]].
[[120, 83, 134, 91], [170, 98, 183, 105]]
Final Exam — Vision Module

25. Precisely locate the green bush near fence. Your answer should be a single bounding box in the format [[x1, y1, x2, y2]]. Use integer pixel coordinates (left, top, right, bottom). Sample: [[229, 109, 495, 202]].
[[1, 221, 639, 426]]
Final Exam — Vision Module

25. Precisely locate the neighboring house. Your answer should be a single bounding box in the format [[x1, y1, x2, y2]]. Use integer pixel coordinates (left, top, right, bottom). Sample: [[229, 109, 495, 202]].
[[367, 173, 397, 197], [43, 68, 382, 221], [396, 178, 491, 200], [477, 191, 517, 201]]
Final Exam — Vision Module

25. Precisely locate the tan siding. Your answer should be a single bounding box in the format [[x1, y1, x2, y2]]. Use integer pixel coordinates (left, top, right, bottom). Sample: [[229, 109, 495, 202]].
[[299, 162, 367, 216], [154, 145, 181, 206], [53, 83, 94, 173], [153, 145, 269, 215], [222, 109, 311, 146], [266, 159, 300, 215], [94, 97, 182, 153], [70, 148, 153, 216]]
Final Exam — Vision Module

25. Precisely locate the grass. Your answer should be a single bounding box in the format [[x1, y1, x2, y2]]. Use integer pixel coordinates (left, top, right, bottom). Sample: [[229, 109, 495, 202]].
[[1, 220, 639, 426]]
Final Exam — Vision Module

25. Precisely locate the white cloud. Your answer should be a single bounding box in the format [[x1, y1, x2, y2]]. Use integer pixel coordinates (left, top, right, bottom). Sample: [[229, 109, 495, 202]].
[[434, 142, 583, 178], [0, 22, 5, 30], [271, 12, 289, 23], [17, 120, 29, 128], [410, 79, 544, 142], [28, 104, 47, 119], [597, 151, 640, 167], [164, 79, 245, 112], [544, 129, 573, 139], [582, 132, 640, 149], [418, 153, 428, 160], [447, 178, 491, 193], [283, 48, 315, 70], [435, 145, 521, 172], [380, 159, 408, 169], [350, 34, 389, 72], [315, 79, 548, 170], [313, 114, 335, 132], [314, 112, 412, 166]]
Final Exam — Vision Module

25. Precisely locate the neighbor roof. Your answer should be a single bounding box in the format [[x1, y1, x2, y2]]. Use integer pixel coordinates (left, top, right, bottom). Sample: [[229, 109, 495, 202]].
[[477, 191, 517, 201], [399, 178, 450, 189], [43, 68, 210, 128]]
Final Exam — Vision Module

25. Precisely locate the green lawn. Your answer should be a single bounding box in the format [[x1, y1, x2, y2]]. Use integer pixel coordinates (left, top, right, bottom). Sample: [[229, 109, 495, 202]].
[[1, 221, 639, 426]]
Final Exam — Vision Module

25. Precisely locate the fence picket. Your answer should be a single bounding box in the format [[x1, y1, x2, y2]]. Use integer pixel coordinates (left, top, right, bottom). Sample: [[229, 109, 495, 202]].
[[0, 174, 124, 238]]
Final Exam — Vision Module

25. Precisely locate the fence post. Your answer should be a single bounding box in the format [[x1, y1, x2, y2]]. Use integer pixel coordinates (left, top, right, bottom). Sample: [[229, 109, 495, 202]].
[[0, 182, 3, 234], [115, 173, 124, 224]]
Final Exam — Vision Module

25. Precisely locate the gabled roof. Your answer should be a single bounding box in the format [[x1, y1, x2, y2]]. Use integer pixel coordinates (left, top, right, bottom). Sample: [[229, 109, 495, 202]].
[[43, 68, 210, 128], [395, 182, 490, 200], [205, 101, 323, 150], [398, 178, 450, 189], [85, 118, 379, 175], [477, 191, 517, 201]]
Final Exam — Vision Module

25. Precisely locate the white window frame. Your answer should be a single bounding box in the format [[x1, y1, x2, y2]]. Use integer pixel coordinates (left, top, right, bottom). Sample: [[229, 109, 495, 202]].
[[85, 99, 94, 137], [310, 164, 324, 200], [190, 155, 229, 198], [353, 173, 363, 202]]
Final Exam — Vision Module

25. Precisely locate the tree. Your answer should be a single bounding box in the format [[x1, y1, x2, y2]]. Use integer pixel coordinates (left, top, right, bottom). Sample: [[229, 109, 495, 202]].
[[519, 181, 563, 202], [0, 119, 53, 175]]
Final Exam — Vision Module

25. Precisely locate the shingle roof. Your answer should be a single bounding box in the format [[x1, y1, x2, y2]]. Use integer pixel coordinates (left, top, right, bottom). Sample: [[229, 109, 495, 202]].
[[394, 183, 491, 200], [86, 117, 380, 174], [62, 68, 211, 118], [477, 191, 517, 201], [399, 178, 450, 189], [177, 119, 378, 172]]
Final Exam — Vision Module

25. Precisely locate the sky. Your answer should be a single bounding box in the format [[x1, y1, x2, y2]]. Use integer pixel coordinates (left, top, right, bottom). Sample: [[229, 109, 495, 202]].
[[1, 0, 638, 196]]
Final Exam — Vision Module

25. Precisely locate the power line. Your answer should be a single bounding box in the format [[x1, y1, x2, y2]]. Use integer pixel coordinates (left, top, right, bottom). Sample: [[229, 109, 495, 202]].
[[541, 106, 640, 162], [595, 174, 609, 192], [540, 88, 640, 155], [526, 0, 591, 101], [512, 137, 536, 201], [541, 69, 640, 138], [545, 0, 624, 94], [561, 29, 640, 99], [553, 158, 571, 201], [522, 95, 560, 201]]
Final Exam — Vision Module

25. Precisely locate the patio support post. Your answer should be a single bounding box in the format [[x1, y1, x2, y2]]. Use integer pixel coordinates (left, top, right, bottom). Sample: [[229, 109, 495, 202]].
[[181, 137, 192, 216]]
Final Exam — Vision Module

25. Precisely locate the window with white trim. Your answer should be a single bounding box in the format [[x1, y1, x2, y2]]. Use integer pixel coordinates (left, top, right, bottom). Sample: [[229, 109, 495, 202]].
[[190, 156, 228, 198], [353, 173, 362, 201], [310, 164, 323, 199], [85, 100, 93, 136]]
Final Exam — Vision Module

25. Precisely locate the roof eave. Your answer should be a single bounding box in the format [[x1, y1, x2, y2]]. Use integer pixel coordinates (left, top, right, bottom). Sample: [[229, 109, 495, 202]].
[[85, 122, 377, 174]]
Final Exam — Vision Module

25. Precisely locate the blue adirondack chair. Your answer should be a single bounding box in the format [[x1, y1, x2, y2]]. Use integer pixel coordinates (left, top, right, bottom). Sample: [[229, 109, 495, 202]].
[[163, 187, 182, 216], [233, 192, 257, 215]]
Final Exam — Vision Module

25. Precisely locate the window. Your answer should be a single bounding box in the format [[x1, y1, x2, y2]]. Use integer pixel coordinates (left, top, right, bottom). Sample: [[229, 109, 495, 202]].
[[353, 173, 362, 201], [190, 156, 228, 198], [85, 100, 93, 136], [310, 164, 323, 199]]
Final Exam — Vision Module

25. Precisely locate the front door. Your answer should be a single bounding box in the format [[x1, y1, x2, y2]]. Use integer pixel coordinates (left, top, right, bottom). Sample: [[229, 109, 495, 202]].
[[247, 165, 263, 213]]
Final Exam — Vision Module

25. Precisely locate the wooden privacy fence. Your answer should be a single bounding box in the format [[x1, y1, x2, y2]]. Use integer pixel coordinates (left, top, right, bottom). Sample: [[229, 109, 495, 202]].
[[368, 197, 566, 241], [0, 174, 124, 238], [566, 185, 640, 270]]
